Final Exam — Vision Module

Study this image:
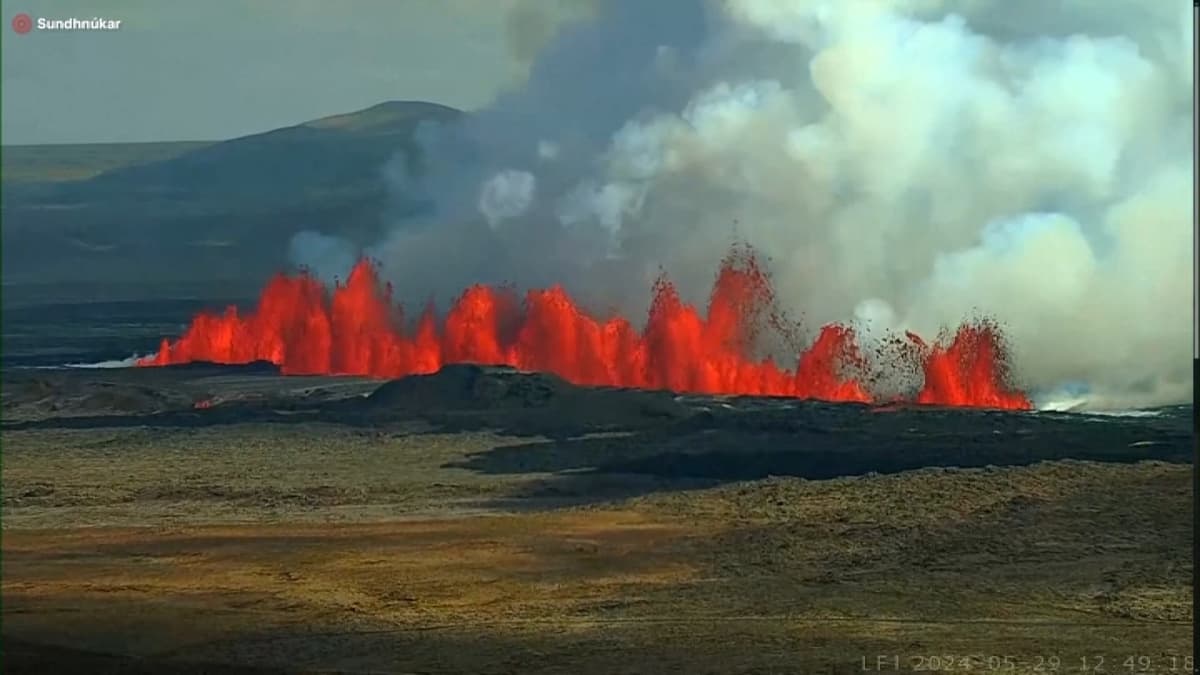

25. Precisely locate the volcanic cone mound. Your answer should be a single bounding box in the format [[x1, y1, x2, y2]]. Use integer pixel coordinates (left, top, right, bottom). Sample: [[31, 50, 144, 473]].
[[365, 364, 571, 410], [359, 364, 691, 436]]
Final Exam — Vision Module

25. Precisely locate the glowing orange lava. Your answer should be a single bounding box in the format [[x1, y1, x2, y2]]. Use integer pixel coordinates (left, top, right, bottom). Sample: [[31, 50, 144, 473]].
[[139, 245, 1031, 410]]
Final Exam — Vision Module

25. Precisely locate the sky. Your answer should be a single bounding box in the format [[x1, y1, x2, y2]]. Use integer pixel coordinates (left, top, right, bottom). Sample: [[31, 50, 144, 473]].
[[1, 0, 563, 144]]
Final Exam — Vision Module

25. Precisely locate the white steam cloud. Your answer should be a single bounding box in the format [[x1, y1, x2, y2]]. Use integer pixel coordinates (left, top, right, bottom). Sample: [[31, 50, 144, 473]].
[[289, 0, 1194, 410], [479, 169, 537, 227]]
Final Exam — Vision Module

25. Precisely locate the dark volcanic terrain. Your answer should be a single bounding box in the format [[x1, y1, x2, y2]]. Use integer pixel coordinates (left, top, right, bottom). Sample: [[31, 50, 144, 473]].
[[1, 362, 1193, 673]]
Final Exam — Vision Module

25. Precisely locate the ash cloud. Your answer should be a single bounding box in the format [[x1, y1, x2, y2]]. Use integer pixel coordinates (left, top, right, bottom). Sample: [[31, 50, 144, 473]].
[[291, 0, 1194, 410]]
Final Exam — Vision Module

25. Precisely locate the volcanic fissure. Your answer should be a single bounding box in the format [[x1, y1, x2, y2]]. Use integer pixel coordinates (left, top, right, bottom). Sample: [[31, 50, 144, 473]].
[[139, 244, 1032, 410]]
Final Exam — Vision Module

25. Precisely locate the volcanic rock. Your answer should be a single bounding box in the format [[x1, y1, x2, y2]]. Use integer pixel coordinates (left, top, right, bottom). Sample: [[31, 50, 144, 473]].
[[359, 364, 691, 437]]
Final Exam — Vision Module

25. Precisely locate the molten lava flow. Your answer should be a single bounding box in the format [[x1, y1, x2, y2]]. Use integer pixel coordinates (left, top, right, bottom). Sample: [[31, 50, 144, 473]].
[[908, 322, 1031, 410], [140, 246, 1032, 410]]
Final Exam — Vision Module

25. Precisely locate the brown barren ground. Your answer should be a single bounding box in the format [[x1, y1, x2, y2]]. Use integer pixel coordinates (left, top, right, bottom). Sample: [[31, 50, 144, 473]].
[[1, 369, 1193, 673]]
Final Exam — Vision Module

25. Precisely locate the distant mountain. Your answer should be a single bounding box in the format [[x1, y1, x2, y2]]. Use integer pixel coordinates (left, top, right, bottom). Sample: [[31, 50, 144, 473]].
[[1, 101, 463, 292], [56, 100, 460, 204], [1, 141, 214, 183]]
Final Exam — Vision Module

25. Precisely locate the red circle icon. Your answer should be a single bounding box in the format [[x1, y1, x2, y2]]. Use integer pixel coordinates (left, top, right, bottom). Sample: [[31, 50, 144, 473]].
[[12, 13, 32, 34]]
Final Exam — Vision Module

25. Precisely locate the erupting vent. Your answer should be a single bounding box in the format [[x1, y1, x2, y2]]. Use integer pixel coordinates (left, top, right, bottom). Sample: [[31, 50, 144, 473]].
[[140, 245, 1031, 410]]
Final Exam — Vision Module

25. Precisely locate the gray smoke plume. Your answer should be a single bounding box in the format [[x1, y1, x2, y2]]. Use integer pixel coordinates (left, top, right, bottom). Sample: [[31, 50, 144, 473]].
[[290, 0, 1194, 410], [287, 231, 357, 285]]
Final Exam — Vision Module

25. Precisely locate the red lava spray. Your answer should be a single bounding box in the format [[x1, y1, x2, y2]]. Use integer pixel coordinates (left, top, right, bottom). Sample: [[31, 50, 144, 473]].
[[140, 245, 1032, 410]]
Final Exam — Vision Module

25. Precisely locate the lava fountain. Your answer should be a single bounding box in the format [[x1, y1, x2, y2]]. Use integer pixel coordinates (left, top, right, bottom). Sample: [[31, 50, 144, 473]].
[[139, 245, 1031, 410]]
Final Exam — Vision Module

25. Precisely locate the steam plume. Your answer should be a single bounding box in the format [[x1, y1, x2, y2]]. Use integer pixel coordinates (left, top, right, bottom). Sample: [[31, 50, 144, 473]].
[[290, 0, 1194, 410]]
